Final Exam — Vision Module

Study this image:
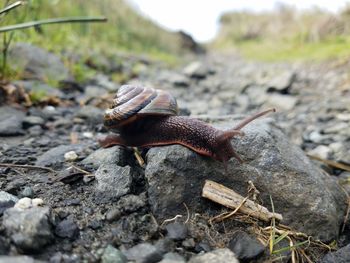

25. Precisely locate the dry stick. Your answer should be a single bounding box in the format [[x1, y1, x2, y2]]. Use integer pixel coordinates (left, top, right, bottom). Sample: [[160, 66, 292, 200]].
[[0, 163, 56, 173], [202, 180, 283, 222], [307, 154, 350, 172]]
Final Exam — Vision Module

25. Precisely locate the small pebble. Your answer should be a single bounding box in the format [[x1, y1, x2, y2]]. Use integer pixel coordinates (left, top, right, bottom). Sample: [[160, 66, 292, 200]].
[[83, 132, 94, 138], [21, 186, 34, 198], [32, 198, 44, 207], [307, 145, 332, 159], [106, 208, 122, 222], [14, 197, 32, 209], [64, 151, 78, 161]]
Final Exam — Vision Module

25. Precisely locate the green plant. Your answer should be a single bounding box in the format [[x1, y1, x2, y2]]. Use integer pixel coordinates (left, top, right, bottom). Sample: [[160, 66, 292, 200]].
[[0, 0, 106, 80]]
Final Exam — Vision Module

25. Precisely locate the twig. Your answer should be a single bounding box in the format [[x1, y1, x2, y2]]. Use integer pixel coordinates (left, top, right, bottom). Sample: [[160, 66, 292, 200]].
[[0, 17, 107, 33], [68, 164, 91, 175], [307, 154, 350, 172], [0, 163, 56, 173], [202, 180, 283, 222]]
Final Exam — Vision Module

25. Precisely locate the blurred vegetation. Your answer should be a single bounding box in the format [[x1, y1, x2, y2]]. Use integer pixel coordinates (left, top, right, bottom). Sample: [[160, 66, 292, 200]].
[[212, 3, 350, 62], [0, 0, 185, 67]]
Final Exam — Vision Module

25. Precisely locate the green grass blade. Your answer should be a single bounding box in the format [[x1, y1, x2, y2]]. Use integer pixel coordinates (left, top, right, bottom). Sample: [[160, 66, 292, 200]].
[[269, 195, 276, 253], [272, 240, 309, 255], [0, 17, 107, 33], [0, 1, 23, 16], [273, 231, 290, 246]]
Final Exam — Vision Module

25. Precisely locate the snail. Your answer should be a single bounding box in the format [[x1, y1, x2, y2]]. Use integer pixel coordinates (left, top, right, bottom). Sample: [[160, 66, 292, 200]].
[[99, 85, 275, 166]]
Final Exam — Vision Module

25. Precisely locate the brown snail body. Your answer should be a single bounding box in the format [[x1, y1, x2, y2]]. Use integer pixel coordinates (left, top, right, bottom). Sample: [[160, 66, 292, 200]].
[[99, 85, 275, 164]]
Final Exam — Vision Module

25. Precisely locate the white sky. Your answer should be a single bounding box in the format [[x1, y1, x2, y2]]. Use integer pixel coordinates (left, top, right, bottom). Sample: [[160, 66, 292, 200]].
[[129, 0, 349, 42]]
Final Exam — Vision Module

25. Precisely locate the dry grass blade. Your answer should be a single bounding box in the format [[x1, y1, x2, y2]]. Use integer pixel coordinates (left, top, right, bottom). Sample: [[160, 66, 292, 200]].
[[133, 147, 145, 167], [307, 154, 350, 172]]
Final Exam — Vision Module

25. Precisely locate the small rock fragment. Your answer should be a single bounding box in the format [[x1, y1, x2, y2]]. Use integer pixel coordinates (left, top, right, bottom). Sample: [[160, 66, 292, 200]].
[[3, 206, 54, 252], [228, 231, 265, 261], [188, 248, 239, 263], [101, 245, 127, 263], [106, 208, 122, 222], [165, 222, 188, 241], [124, 243, 163, 263], [55, 217, 79, 240], [20, 186, 34, 198], [64, 151, 78, 162], [307, 145, 332, 159], [14, 197, 32, 209]]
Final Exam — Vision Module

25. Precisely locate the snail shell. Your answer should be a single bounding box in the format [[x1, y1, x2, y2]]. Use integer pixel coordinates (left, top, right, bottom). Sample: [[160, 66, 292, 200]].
[[104, 85, 178, 129]]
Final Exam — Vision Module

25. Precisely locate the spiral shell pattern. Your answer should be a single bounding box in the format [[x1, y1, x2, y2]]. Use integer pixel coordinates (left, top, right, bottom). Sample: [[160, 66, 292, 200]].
[[104, 85, 178, 129]]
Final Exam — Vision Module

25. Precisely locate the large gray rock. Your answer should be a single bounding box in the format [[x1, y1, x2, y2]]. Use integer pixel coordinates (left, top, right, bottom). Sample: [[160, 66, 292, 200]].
[[145, 116, 347, 241], [9, 43, 70, 82], [81, 146, 126, 169], [35, 144, 85, 168], [188, 248, 239, 263], [2, 206, 54, 252], [320, 244, 350, 263]]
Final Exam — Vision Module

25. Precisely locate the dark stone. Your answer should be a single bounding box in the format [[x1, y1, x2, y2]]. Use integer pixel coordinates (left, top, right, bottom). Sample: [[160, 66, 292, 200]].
[[165, 222, 188, 241], [194, 241, 211, 253], [55, 217, 79, 240], [320, 244, 350, 263], [3, 207, 54, 252], [145, 117, 347, 241], [124, 243, 163, 263], [155, 238, 175, 255], [228, 231, 265, 261], [88, 219, 102, 230], [0, 236, 10, 255], [0, 106, 25, 136]]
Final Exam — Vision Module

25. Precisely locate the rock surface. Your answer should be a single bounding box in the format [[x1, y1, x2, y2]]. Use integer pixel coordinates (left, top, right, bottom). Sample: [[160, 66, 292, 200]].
[[145, 117, 346, 241], [95, 164, 133, 201], [320, 244, 350, 263]]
